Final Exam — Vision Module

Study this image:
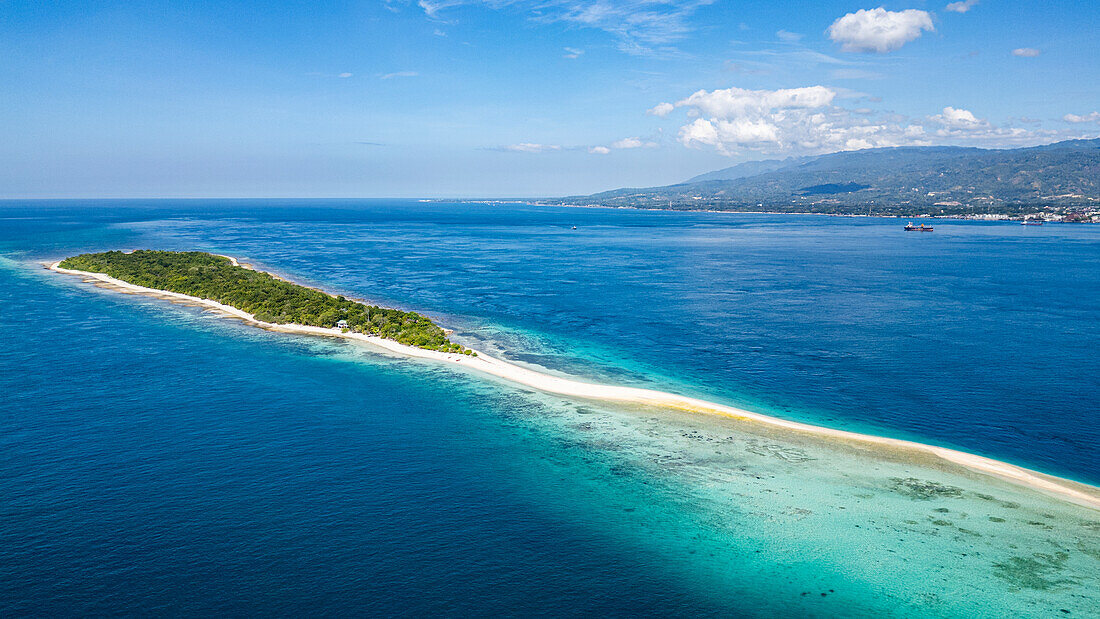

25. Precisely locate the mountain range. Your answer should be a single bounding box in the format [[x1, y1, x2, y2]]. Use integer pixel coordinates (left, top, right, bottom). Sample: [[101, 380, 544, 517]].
[[553, 138, 1100, 217]]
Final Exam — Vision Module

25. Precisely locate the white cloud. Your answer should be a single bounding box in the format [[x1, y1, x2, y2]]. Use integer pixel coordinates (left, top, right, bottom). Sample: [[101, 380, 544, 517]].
[[563, 47, 584, 59], [417, 0, 449, 18], [380, 71, 420, 79], [498, 139, 655, 154], [585, 137, 659, 153], [931, 106, 984, 129], [500, 143, 562, 153], [1012, 47, 1041, 57], [648, 102, 676, 117], [654, 85, 1069, 157], [1064, 112, 1100, 124], [663, 85, 914, 155], [338, 72, 353, 78], [776, 30, 803, 42], [610, 137, 657, 149], [681, 117, 779, 148], [413, 0, 716, 55], [827, 8, 934, 53], [924, 106, 1047, 143], [945, 0, 978, 13], [671, 85, 836, 119]]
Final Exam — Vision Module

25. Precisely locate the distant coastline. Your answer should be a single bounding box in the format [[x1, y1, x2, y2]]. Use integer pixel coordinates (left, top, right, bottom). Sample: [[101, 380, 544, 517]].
[[521, 139, 1100, 223], [451, 199, 1098, 223], [49, 258, 1100, 511]]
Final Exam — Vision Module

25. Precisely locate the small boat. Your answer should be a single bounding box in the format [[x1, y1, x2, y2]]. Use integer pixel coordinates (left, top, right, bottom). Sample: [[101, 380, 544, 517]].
[[904, 222, 933, 231], [1021, 220, 1043, 226], [571, 225, 577, 230]]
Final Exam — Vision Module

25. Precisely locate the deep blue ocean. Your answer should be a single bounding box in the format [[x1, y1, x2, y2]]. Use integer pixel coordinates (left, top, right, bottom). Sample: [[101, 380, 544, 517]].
[[2, 200, 1098, 616]]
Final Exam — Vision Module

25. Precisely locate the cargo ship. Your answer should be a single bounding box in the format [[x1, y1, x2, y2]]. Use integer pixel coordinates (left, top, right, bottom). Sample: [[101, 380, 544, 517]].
[[904, 222, 934, 231]]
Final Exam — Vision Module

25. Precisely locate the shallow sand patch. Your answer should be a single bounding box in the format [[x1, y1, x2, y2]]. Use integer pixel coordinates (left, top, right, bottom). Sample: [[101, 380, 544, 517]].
[[48, 259, 1100, 511]]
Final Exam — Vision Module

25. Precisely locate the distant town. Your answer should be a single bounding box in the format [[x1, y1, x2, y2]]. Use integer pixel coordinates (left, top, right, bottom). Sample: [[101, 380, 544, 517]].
[[531, 198, 1100, 223]]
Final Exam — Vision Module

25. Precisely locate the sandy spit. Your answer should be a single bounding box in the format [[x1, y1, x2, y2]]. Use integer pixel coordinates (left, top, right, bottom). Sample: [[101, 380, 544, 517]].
[[49, 260, 1100, 511]]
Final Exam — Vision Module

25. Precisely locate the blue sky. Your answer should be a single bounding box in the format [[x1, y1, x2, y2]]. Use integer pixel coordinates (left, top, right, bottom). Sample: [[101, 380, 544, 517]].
[[1, 0, 1098, 198]]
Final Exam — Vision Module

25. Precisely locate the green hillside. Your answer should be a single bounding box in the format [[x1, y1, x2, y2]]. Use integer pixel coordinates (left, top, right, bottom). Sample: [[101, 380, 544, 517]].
[[553, 139, 1100, 218]]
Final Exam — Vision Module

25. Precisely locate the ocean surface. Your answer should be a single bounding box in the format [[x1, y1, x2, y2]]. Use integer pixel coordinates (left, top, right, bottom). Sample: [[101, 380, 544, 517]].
[[1, 199, 1098, 617]]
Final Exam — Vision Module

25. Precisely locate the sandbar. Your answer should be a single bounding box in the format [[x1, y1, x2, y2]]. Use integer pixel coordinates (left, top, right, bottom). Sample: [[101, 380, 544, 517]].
[[49, 259, 1100, 511]]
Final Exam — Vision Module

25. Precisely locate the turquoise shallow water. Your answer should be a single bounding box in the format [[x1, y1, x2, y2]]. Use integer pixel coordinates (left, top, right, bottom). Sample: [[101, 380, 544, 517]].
[[1, 200, 1098, 616]]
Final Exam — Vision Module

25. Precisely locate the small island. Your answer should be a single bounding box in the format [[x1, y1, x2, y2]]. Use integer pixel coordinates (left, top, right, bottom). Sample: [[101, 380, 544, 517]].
[[58, 250, 474, 355], [49, 249, 1100, 511]]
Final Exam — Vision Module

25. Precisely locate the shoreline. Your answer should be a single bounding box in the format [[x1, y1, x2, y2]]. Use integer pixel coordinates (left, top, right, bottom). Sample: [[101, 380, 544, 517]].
[[49, 259, 1100, 511], [454, 199, 1097, 223]]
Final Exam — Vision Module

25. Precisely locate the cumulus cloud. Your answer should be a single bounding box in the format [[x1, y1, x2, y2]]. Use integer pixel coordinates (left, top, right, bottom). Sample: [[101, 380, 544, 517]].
[[931, 106, 984, 129], [1064, 112, 1100, 124], [923, 106, 1045, 143], [1012, 47, 1041, 57], [414, 0, 716, 54], [672, 85, 836, 118], [945, 0, 978, 13], [827, 8, 934, 53], [651, 85, 1067, 157], [653, 85, 911, 155], [588, 146, 611, 154], [776, 30, 803, 42], [648, 102, 676, 117]]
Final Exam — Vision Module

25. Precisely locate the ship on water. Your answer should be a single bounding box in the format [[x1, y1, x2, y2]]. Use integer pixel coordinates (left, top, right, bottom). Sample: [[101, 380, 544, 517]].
[[904, 222, 934, 231]]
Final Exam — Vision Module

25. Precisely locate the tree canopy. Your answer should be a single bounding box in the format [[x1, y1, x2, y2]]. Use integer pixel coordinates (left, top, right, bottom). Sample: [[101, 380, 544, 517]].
[[60, 250, 474, 355]]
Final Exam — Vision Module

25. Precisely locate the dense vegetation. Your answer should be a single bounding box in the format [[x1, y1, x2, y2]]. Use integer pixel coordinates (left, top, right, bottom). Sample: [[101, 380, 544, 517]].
[[59, 250, 474, 355], [549, 138, 1100, 219]]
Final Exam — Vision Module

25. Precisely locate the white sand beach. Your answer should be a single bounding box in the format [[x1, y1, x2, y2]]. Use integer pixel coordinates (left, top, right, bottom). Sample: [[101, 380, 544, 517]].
[[50, 260, 1100, 511]]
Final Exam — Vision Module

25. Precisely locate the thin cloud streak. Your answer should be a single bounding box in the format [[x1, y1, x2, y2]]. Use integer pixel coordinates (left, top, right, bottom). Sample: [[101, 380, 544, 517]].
[[413, 0, 716, 54]]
